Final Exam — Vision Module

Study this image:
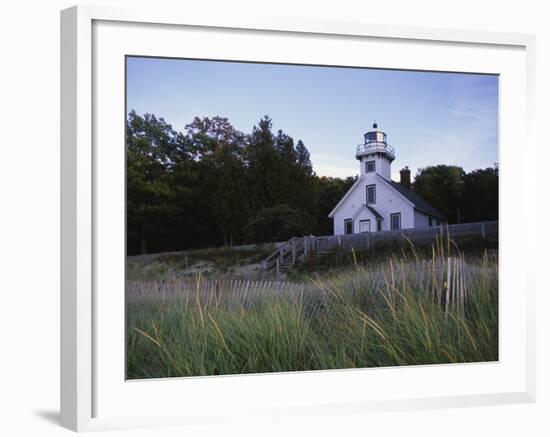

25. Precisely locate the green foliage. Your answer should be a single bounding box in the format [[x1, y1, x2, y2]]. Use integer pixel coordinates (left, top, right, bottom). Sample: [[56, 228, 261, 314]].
[[314, 176, 356, 235], [413, 165, 465, 222], [462, 166, 499, 222], [126, 111, 344, 254], [126, 111, 187, 253], [126, 111, 499, 255], [127, 251, 498, 378], [188, 117, 250, 245], [243, 204, 315, 242], [413, 164, 498, 224]]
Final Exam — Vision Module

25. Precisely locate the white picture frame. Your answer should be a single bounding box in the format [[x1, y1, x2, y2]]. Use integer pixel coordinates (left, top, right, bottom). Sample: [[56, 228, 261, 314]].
[[60, 5, 536, 432]]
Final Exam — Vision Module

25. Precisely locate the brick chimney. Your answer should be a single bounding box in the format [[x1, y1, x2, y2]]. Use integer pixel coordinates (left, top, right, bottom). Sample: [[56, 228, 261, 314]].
[[400, 166, 411, 189]]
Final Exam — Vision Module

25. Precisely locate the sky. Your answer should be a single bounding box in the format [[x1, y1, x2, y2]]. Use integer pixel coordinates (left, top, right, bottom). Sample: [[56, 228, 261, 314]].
[[126, 56, 498, 181]]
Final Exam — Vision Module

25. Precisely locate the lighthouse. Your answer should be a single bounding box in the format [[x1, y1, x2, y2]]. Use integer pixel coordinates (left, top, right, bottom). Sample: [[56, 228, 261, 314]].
[[328, 123, 445, 235], [356, 123, 395, 179]]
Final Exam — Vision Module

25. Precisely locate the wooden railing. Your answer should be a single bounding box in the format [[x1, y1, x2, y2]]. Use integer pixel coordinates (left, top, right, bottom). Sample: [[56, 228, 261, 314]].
[[261, 237, 306, 276], [260, 221, 498, 277]]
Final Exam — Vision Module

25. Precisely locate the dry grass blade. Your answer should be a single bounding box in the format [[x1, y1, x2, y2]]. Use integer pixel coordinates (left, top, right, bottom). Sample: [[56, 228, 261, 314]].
[[133, 327, 162, 348]]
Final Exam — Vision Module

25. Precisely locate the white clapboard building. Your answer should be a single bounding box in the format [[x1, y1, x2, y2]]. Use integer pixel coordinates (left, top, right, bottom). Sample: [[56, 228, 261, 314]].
[[329, 123, 445, 235]]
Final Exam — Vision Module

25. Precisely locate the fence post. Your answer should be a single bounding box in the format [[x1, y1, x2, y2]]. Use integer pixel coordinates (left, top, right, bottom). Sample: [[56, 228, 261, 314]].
[[304, 236, 308, 256], [276, 258, 280, 277], [292, 239, 296, 264], [481, 222, 486, 238], [445, 256, 451, 319], [337, 235, 342, 246], [440, 225, 444, 237]]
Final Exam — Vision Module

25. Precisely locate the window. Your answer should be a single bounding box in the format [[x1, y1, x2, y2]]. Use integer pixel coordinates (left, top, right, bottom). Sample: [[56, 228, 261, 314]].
[[377, 219, 382, 232], [344, 218, 353, 235], [365, 131, 386, 143], [390, 213, 401, 231], [429, 217, 433, 227], [359, 219, 370, 233], [365, 160, 376, 173], [366, 184, 376, 204]]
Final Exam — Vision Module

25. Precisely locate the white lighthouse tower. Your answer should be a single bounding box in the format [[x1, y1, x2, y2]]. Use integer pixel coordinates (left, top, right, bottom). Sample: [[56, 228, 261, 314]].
[[356, 122, 395, 179]]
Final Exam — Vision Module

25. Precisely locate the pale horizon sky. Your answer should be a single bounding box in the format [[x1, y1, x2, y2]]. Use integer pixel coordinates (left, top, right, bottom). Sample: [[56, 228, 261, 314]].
[[126, 57, 498, 181]]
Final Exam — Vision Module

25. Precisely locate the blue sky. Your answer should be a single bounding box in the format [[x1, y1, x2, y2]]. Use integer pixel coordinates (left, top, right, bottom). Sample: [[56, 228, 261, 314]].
[[126, 57, 498, 180]]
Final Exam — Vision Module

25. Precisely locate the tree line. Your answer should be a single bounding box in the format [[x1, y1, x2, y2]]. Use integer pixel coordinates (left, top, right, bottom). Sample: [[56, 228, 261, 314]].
[[127, 111, 498, 254], [126, 111, 354, 254], [413, 164, 499, 225]]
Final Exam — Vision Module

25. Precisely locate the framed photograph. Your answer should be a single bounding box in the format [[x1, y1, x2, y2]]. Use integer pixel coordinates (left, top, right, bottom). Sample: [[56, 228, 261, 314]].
[[61, 5, 536, 432]]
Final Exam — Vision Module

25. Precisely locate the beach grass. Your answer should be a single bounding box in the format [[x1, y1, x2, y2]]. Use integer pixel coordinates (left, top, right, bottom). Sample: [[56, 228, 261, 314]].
[[127, 240, 498, 379]]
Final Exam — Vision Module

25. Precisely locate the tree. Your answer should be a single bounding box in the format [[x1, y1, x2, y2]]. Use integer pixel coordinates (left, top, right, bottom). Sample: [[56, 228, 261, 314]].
[[461, 165, 499, 222], [243, 117, 318, 239], [245, 116, 282, 209], [413, 165, 465, 223], [185, 117, 249, 246], [288, 139, 317, 216], [295, 140, 313, 177], [126, 111, 185, 253], [127, 110, 498, 255], [243, 204, 315, 242], [315, 176, 357, 235], [413, 164, 499, 224]]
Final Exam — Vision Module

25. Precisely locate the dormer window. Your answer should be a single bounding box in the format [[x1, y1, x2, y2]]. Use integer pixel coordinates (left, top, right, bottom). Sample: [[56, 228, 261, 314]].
[[365, 160, 376, 173]]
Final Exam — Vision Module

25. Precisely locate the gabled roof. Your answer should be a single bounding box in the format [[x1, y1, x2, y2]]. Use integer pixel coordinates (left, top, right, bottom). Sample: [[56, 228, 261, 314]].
[[328, 175, 364, 218], [379, 176, 446, 220], [350, 204, 383, 221], [366, 205, 384, 220], [328, 173, 446, 221]]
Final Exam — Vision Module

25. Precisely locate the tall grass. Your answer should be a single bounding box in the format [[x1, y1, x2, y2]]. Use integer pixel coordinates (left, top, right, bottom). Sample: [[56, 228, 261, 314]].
[[127, 238, 498, 379], [126, 245, 276, 281]]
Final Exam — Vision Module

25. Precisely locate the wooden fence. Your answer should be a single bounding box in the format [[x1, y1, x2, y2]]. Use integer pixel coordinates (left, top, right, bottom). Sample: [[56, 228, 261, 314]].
[[127, 252, 497, 319], [127, 278, 305, 306], [261, 221, 498, 276], [303, 221, 497, 254]]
